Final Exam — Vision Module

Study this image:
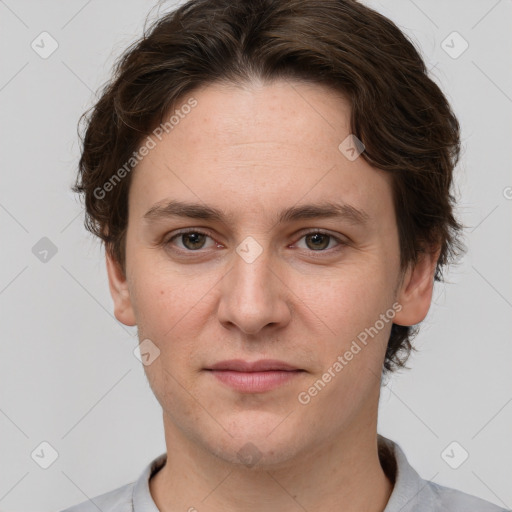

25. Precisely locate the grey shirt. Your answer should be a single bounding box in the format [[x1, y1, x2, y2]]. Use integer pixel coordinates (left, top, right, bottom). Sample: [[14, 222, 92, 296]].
[[60, 434, 508, 512]]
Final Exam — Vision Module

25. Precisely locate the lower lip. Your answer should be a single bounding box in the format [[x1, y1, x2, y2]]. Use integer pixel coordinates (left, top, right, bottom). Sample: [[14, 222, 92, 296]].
[[208, 370, 303, 393]]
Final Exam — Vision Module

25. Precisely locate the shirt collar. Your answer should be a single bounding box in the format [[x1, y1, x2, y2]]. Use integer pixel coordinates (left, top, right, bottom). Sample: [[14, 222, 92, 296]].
[[132, 452, 166, 512], [379, 434, 437, 511]]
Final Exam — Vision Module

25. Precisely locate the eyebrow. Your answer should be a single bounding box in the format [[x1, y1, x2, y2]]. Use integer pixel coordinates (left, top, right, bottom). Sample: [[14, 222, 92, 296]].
[[143, 199, 370, 227]]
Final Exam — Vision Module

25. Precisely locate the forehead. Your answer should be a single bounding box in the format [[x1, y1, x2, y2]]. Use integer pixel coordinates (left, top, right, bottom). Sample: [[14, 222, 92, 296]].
[[172, 79, 352, 160], [129, 79, 394, 226]]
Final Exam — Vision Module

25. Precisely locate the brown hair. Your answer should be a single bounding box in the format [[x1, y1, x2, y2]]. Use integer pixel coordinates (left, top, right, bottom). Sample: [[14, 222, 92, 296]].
[[74, 0, 465, 374]]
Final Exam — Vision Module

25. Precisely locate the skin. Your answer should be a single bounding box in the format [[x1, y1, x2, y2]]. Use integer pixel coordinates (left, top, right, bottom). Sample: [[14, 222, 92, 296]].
[[106, 79, 439, 512]]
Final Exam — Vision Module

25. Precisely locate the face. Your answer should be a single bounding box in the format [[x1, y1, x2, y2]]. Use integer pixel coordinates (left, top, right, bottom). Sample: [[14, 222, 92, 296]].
[[107, 79, 437, 468]]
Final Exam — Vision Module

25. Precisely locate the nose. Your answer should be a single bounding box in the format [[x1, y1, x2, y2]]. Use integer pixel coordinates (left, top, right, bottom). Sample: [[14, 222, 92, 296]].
[[216, 243, 292, 336]]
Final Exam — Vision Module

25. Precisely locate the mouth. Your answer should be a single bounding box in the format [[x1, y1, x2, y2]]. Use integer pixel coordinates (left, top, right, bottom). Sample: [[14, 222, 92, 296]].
[[205, 359, 305, 393]]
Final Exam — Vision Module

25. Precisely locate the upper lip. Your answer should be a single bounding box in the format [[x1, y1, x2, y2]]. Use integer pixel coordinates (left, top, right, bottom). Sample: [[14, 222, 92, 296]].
[[207, 359, 301, 372]]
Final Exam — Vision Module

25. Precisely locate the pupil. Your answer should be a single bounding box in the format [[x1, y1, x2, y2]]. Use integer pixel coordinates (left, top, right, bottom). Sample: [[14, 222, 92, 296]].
[[185, 233, 204, 249], [308, 233, 328, 250]]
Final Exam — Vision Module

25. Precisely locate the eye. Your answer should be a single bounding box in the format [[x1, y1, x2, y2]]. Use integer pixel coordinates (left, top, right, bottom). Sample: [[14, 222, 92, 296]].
[[163, 229, 346, 254], [165, 229, 217, 251], [294, 231, 345, 252]]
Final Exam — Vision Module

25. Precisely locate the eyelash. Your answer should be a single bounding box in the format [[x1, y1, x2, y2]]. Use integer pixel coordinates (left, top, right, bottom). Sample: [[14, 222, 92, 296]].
[[163, 228, 347, 257]]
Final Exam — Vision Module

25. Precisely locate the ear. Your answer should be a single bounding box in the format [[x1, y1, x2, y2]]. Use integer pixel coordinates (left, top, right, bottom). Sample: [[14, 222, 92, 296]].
[[393, 246, 441, 327], [105, 250, 136, 327]]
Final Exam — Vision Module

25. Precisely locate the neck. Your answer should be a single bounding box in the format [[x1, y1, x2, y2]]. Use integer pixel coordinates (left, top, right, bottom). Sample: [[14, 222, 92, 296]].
[[150, 414, 394, 512]]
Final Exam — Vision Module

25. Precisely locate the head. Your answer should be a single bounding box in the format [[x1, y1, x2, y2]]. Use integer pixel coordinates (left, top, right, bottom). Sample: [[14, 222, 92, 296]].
[[75, 0, 464, 467]]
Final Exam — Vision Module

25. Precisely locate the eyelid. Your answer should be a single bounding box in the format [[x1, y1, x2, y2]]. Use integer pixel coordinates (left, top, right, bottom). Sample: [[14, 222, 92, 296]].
[[292, 227, 348, 243], [165, 228, 219, 248], [290, 229, 347, 253]]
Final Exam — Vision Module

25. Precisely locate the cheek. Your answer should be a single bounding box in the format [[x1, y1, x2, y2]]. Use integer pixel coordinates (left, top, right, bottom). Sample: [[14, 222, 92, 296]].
[[301, 262, 395, 326], [298, 264, 397, 379], [128, 254, 208, 335], [128, 258, 224, 384], [297, 269, 394, 409]]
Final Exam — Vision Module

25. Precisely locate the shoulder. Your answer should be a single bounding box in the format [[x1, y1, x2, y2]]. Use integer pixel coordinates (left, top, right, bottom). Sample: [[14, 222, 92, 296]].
[[426, 480, 509, 512], [58, 481, 135, 512], [58, 452, 166, 512], [378, 435, 509, 512]]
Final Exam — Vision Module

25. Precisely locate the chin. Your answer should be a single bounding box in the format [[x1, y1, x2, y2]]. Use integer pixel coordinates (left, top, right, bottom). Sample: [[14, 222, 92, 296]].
[[210, 438, 301, 470], [201, 414, 309, 470]]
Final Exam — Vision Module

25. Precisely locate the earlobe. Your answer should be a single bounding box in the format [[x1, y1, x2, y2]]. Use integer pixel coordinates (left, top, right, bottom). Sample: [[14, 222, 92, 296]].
[[393, 247, 440, 327], [105, 251, 137, 327]]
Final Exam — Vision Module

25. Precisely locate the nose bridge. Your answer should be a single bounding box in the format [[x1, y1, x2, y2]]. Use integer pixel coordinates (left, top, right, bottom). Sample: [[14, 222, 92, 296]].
[[234, 243, 274, 298], [218, 236, 290, 334], [232, 237, 276, 306]]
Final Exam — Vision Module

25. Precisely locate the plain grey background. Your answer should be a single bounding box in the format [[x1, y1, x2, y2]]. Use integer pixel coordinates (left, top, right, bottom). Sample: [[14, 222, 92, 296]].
[[0, 0, 511, 510]]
